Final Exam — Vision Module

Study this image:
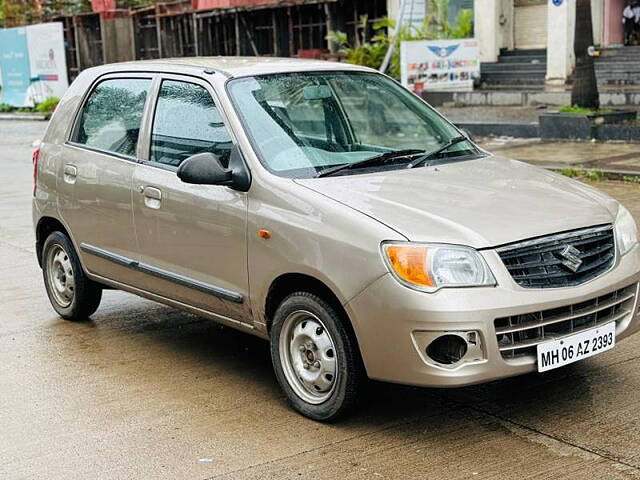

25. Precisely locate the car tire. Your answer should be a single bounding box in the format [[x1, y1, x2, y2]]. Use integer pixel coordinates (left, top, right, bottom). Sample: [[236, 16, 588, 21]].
[[270, 292, 364, 421], [42, 231, 102, 321]]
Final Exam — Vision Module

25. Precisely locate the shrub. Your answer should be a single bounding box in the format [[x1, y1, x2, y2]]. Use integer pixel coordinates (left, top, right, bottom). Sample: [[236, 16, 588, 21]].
[[559, 167, 604, 181], [622, 175, 640, 184], [326, 0, 473, 79], [35, 97, 60, 113], [558, 105, 614, 115]]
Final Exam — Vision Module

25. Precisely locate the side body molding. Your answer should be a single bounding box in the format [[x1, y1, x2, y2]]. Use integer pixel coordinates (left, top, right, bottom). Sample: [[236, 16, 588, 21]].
[[80, 243, 244, 304]]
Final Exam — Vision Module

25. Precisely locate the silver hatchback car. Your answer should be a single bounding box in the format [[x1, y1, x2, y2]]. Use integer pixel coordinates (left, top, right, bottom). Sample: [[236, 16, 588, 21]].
[[33, 58, 640, 420]]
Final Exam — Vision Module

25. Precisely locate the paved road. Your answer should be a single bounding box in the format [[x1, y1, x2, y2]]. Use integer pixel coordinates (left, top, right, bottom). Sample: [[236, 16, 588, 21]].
[[2, 121, 640, 479], [480, 137, 640, 174]]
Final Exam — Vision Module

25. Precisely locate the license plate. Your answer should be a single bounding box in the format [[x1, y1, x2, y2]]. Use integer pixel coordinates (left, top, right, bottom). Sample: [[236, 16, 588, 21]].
[[537, 322, 616, 373]]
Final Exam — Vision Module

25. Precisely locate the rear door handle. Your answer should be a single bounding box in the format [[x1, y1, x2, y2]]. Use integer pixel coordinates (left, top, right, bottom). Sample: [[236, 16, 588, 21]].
[[63, 164, 77, 184], [141, 186, 162, 209]]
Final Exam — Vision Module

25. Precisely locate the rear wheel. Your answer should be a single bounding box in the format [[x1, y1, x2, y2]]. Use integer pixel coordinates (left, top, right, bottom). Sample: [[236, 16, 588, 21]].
[[270, 292, 364, 421], [42, 231, 102, 321]]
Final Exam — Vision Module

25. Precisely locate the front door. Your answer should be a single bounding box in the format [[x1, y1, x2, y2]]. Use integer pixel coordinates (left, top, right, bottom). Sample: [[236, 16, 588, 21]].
[[58, 76, 152, 285], [131, 76, 250, 322]]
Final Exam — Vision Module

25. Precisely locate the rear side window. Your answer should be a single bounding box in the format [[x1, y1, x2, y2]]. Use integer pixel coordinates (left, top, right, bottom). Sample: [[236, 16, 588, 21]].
[[150, 80, 233, 167], [73, 78, 150, 158]]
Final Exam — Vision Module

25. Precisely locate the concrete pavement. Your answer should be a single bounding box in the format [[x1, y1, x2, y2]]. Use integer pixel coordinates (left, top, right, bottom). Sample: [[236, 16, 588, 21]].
[[480, 137, 640, 174], [440, 106, 640, 125], [2, 121, 640, 479], [443, 106, 640, 143]]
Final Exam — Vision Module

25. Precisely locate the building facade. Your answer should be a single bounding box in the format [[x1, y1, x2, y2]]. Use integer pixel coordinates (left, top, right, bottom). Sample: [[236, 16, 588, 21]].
[[475, 0, 632, 86], [54, 0, 394, 82]]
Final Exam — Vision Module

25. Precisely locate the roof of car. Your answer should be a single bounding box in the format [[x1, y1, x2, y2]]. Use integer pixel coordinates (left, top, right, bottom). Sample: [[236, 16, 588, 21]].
[[101, 57, 374, 77], [110, 57, 375, 78]]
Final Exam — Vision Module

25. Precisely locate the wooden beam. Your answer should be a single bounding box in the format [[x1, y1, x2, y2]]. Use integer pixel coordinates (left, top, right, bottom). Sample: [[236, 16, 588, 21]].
[[156, 5, 163, 58], [288, 7, 294, 56], [272, 9, 278, 55], [193, 13, 200, 56], [235, 12, 240, 55], [239, 13, 260, 55]]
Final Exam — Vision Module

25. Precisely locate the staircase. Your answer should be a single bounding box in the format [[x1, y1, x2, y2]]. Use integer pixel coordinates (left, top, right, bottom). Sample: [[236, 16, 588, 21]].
[[595, 46, 640, 88], [480, 49, 547, 88]]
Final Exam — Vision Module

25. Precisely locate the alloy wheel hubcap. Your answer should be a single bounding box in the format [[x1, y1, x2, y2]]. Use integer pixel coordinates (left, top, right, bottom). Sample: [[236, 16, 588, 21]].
[[280, 310, 338, 404], [47, 245, 75, 308]]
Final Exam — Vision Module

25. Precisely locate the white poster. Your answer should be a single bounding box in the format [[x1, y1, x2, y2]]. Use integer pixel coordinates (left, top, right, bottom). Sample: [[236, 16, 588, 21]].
[[25, 22, 68, 104], [400, 38, 480, 93]]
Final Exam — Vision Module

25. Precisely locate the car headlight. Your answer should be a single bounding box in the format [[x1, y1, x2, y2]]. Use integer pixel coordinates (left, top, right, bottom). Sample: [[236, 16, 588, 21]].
[[381, 242, 496, 293], [615, 205, 638, 256]]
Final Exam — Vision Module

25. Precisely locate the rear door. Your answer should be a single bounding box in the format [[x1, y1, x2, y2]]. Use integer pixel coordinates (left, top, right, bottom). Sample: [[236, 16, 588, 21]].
[[58, 74, 153, 285], [131, 75, 250, 322]]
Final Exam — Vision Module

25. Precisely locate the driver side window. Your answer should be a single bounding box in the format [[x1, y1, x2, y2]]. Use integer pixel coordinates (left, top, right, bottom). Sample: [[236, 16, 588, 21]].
[[150, 80, 233, 168]]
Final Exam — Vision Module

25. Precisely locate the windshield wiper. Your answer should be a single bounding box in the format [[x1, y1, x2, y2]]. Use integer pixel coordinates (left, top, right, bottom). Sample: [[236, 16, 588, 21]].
[[315, 149, 425, 178], [406, 136, 470, 169]]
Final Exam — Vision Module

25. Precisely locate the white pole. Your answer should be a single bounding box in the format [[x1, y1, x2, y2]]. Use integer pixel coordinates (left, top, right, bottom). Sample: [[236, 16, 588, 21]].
[[379, 0, 410, 73]]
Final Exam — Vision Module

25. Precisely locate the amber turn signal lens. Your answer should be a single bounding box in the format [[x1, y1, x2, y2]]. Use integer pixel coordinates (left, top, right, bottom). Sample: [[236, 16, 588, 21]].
[[258, 229, 272, 239], [385, 245, 434, 288]]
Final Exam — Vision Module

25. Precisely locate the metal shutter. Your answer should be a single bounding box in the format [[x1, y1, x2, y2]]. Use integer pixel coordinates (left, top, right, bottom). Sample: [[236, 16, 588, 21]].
[[514, 0, 548, 49]]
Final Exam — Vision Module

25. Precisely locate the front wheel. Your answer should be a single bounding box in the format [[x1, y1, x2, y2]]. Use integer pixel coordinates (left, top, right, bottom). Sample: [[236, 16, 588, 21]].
[[270, 292, 364, 421], [42, 231, 102, 321]]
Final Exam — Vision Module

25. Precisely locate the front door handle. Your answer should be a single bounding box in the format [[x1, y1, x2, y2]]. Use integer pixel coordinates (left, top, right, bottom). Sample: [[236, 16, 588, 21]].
[[141, 186, 162, 209], [63, 164, 77, 184]]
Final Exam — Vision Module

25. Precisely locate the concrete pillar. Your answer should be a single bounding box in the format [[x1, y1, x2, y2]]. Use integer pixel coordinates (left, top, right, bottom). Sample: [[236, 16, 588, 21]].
[[546, 0, 576, 85], [474, 0, 501, 62], [499, 0, 514, 51], [592, 0, 605, 46]]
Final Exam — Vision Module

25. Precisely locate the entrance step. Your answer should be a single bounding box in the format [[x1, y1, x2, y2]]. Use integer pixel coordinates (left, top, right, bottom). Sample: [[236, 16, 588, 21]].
[[421, 89, 639, 108], [481, 49, 547, 88], [595, 47, 640, 87]]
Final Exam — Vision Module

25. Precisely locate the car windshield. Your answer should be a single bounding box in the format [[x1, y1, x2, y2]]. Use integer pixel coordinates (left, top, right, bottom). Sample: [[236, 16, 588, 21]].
[[227, 71, 481, 178]]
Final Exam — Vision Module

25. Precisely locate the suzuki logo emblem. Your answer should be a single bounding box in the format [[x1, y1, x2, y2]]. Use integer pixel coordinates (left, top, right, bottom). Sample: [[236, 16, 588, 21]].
[[558, 245, 583, 273]]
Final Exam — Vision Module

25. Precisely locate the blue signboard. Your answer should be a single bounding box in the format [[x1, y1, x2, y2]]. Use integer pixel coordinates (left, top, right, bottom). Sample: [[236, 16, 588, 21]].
[[0, 27, 32, 107]]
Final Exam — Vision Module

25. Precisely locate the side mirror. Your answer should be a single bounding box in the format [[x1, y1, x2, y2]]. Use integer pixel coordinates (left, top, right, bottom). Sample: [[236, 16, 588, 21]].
[[177, 152, 233, 186]]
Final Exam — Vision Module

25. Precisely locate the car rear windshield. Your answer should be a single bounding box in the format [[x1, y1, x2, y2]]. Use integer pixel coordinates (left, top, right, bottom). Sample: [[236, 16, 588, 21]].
[[227, 71, 479, 178]]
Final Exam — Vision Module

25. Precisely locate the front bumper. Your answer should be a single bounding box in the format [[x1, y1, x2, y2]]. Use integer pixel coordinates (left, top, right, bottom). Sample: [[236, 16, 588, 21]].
[[344, 245, 640, 387]]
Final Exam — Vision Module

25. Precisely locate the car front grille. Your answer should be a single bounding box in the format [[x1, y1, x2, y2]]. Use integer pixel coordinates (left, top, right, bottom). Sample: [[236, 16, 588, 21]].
[[495, 284, 637, 359], [497, 225, 616, 289]]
